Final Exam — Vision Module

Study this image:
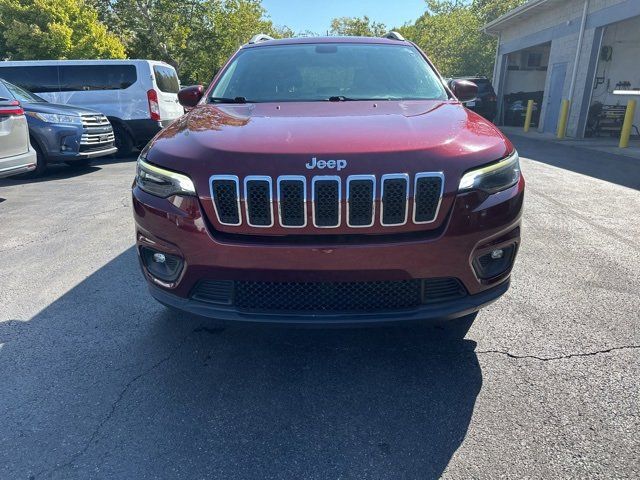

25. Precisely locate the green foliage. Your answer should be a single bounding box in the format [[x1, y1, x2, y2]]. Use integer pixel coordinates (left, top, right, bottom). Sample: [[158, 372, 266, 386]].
[[330, 16, 387, 37], [90, 0, 284, 84], [0, 0, 126, 60], [397, 0, 526, 78], [0, 0, 527, 86]]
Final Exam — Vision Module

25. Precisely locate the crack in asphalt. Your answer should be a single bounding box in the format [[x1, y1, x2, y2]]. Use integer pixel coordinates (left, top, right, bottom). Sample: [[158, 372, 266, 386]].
[[476, 344, 640, 361], [35, 325, 202, 480], [30, 337, 638, 478]]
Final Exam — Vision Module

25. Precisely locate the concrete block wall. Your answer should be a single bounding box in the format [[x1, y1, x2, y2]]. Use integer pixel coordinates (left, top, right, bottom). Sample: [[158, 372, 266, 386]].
[[492, 0, 632, 138]]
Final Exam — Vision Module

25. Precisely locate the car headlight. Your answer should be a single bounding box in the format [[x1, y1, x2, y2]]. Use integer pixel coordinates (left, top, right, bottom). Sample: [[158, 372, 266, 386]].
[[458, 151, 520, 194], [27, 112, 83, 124], [136, 157, 196, 198]]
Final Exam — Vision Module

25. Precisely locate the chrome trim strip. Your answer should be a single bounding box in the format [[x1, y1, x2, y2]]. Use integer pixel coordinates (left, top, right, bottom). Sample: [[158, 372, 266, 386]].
[[380, 173, 410, 226], [209, 174, 242, 226], [244, 175, 274, 228], [311, 175, 341, 228], [413, 172, 445, 224], [276, 175, 307, 228], [346, 174, 376, 228]]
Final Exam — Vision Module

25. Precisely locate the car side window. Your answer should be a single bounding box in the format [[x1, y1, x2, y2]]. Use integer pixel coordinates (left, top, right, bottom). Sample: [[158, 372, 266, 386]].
[[0, 66, 60, 93], [59, 65, 137, 91]]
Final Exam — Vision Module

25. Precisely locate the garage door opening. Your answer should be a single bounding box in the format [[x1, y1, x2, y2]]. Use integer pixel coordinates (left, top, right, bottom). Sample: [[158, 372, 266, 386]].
[[586, 15, 640, 142], [501, 42, 550, 128]]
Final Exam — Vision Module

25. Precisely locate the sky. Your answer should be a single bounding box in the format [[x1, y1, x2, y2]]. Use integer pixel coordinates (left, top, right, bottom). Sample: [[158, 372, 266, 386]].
[[261, 0, 428, 35]]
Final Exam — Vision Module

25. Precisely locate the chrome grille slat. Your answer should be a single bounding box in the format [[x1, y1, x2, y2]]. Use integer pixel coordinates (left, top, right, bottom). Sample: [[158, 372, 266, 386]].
[[413, 172, 444, 224], [244, 176, 273, 227], [380, 174, 409, 226], [209, 172, 443, 229], [80, 114, 111, 128], [277, 176, 307, 227], [312, 176, 341, 228], [80, 132, 115, 145], [346, 175, 375, 227], [210, 175, 242, 226]]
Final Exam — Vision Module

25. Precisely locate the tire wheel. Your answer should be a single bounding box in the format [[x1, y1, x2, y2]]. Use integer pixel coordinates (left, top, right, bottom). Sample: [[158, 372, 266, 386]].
[[22, 143, 48, 178], [65, 158, 92, 168], [113, 123, 134, 158]]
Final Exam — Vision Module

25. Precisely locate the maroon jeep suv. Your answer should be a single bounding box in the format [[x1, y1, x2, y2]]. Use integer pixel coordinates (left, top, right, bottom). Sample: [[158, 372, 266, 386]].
[[132, 33, 524, 325]]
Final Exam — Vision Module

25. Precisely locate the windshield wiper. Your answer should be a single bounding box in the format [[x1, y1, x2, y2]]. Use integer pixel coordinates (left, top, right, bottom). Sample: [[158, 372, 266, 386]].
[[209, 96, 250, 104], [327, 95, 355, 102]]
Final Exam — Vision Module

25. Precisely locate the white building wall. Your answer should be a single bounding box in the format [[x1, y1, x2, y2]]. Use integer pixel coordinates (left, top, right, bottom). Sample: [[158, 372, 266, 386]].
[[492, 0, 634, 137]]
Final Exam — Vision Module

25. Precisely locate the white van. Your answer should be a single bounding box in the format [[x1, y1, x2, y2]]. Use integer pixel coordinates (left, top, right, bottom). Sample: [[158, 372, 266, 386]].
[[0, 60, 184, 156]]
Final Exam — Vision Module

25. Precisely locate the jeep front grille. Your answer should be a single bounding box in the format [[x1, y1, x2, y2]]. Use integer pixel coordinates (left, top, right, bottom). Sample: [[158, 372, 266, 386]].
[[209, 172, 444, 229]]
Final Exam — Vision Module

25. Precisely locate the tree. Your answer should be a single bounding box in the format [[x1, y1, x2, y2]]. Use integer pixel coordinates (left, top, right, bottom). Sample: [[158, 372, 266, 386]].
[[0, 0, 125, 60], [397, 0, 526, 78], [93, 0, 286, 85], [330, 16, 387, 37]]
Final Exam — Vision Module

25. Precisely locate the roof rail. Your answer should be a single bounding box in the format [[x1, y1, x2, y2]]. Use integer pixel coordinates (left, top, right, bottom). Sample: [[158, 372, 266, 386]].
[[384, 31, 405, 41], [248, 33, 275, 44]]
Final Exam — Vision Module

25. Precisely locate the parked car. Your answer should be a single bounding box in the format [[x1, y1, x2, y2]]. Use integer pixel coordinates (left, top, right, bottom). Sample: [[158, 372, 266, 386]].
[[132, 33, 524, 326], [0, 79, 117, 175], [0, 60, 183, 156], [448, 76, 497, 122], [0, 84, 37, 178]]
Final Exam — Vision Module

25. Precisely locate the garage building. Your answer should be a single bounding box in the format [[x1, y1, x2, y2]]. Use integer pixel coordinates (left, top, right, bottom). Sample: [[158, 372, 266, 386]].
[[485, 0, 640, 139]]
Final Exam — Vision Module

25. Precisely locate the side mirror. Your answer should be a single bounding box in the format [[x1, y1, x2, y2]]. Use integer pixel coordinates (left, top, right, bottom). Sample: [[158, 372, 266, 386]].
[[178, 85, 204, 108], [449, 79, 478, 103]]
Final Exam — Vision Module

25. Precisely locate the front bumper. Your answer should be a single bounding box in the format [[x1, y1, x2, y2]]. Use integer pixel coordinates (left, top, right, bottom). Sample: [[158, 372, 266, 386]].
[[133, 176, 524, 323], [32, 122, 116, 162], [149, 278, 510, 325]]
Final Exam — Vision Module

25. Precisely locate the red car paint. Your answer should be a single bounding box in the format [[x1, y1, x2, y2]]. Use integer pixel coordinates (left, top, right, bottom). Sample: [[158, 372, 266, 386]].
[[132, 36, 524, 324]]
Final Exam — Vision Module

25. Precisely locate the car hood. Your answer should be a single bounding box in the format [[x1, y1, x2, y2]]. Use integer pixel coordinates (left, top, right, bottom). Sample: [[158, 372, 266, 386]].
[[148, 100, 511, 164], [22, 102, 103, 116]]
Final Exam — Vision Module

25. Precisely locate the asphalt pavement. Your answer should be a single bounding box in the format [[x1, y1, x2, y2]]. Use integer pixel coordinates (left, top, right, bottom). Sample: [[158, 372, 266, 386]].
[[0, 138, 638, 479]]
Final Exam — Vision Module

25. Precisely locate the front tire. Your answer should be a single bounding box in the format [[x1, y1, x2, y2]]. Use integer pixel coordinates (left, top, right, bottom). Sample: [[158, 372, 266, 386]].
[[23, 142, 47, 177], [113, 123, 134, 158]]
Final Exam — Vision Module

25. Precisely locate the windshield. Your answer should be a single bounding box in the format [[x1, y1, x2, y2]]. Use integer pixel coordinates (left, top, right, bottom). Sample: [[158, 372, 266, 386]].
[[209, 43, 448, 103], [1, 80, 46, 103]]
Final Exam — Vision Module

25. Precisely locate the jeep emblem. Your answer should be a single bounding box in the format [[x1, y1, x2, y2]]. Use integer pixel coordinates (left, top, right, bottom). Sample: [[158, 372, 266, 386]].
[[306, 157, 347, 171]]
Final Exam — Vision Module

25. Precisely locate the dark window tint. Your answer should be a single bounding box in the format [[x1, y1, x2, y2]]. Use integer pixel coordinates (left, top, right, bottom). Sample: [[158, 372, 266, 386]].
[[59, 65, 136, 91], [0, 66, 60, 93], [153, 65, 180, 93], [472, 79, 495, 94]]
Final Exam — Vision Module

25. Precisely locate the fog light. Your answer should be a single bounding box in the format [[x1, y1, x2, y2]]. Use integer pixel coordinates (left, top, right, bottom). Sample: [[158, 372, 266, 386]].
[[140, 247, 183, 282], [491, 249, 504, 259], [473, 245, 516, 280], [153, 252, 166, 263]]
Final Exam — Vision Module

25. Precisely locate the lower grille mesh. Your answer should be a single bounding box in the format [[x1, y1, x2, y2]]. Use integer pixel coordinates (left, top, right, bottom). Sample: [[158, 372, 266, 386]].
[[191, 278, 467, 313]]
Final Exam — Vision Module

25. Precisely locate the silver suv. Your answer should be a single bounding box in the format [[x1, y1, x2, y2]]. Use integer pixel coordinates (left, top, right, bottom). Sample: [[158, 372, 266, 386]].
[[0, 81, 36, 178]]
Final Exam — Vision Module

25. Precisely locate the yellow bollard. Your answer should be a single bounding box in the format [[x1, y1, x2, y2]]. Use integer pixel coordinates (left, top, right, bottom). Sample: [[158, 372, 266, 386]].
[[619, 99, 637, 148], [523, 100, 534, 132], [556, 99, 570, 139]]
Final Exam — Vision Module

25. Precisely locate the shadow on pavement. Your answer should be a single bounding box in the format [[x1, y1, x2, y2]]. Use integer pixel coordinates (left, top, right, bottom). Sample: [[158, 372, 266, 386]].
[[510, 134, 640, 191], [0, 247, 482, 479], [0, 164, 101, 187], [0, 155, 136, 188]]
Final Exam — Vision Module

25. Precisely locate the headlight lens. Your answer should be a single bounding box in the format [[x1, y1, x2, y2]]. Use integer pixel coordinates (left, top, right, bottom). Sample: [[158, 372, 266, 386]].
[[458, 151, 520, 194], [136, 157, 196, 198], [27, 112, 83, 124]]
